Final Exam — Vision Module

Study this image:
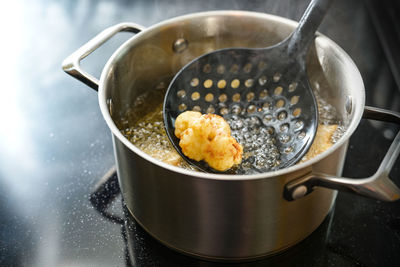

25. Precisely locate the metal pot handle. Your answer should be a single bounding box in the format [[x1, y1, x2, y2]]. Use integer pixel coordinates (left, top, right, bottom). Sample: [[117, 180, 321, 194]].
[[285, 106, 400, 202], [62, 22, 145, 90]]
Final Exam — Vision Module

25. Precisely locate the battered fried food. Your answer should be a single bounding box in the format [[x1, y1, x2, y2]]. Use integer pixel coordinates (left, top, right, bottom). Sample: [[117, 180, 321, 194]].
[[174, 111, 243, 171]]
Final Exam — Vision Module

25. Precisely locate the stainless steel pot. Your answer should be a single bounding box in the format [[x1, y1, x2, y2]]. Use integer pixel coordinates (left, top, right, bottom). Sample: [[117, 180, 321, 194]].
[[62, 11, 400, 260]]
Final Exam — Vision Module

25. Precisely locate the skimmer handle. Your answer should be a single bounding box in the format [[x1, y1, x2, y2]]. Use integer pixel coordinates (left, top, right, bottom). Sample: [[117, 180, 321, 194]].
[[286, 0, 333, 60]]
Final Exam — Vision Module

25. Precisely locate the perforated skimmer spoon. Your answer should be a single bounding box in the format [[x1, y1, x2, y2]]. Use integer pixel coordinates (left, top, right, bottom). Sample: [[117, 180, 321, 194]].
[[164, 0, 333, 173]]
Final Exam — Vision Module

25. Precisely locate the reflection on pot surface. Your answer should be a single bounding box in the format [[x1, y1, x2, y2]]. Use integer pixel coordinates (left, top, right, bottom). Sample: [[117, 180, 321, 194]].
[[118, 83, 345, 174]]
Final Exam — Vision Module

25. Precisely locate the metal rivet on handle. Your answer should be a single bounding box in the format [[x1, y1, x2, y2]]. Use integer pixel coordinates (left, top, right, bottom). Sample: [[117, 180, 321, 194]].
[[173, 38, 188, 53], [292, 185, 308, 200]]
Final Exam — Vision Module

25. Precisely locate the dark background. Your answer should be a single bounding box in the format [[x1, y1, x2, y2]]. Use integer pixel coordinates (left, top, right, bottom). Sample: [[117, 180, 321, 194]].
[[0, 0, 399, 266]]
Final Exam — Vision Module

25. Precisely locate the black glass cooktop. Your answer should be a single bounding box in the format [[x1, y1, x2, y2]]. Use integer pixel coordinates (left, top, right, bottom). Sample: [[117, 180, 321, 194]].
[[0, 0, 399, 266], [89, 152, 400, 267]]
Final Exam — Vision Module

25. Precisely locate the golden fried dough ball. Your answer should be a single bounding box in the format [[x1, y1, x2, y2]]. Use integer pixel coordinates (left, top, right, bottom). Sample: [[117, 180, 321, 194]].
[[178, 127, 205, 162], [174, 111, 202, 139], [174, 111, 243, 171], [204, 134, 243, 171]]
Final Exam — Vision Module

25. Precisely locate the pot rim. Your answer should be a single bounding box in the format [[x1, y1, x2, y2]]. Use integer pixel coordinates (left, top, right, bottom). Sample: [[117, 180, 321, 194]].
[[98, 10, 365, 180]]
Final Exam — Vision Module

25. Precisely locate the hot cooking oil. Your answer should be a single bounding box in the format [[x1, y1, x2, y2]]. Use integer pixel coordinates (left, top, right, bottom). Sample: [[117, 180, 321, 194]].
[[119, 87, 345, 173], [120, 103, 195, 170]]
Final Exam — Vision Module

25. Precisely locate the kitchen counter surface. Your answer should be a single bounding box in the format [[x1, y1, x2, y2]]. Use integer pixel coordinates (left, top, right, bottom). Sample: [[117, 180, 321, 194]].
[[0, 0, 399, 266]]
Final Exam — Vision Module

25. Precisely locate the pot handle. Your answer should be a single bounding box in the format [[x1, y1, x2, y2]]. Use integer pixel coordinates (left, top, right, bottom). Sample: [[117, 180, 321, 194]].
[[62, 22, 145, 91], [284, 106, 400, 202]]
